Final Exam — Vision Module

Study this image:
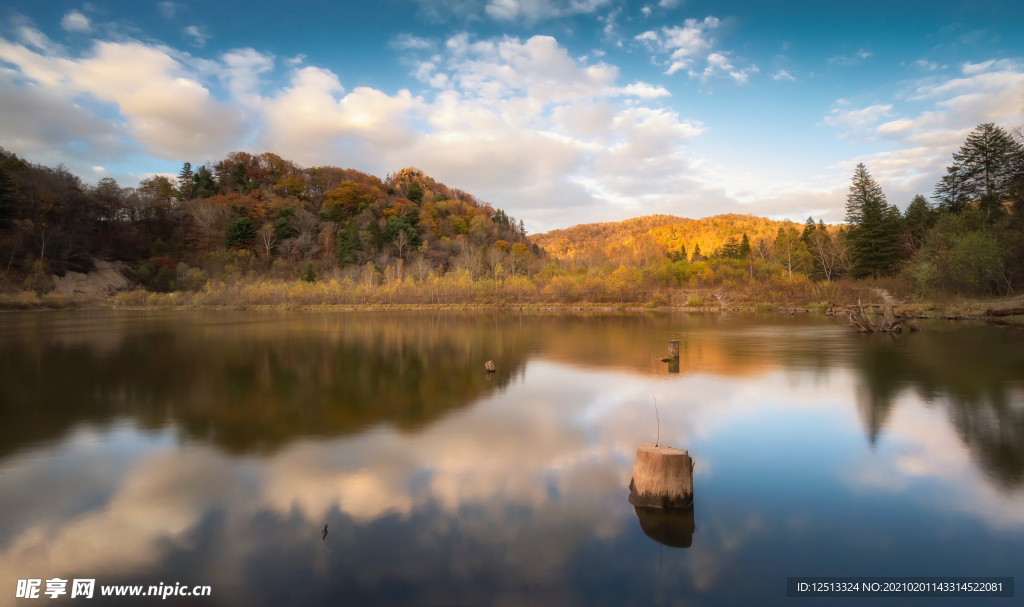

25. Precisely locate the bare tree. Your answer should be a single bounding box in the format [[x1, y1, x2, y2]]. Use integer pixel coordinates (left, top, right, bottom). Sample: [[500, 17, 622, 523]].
[[808, 231, 837, 280], [188, 200, 225, 250], [393, 229, 411, 260], [318, 221, 337, 255], [257, 223, 277, 259], [410, 254, 431, 281], [360, 261, 377, 290]]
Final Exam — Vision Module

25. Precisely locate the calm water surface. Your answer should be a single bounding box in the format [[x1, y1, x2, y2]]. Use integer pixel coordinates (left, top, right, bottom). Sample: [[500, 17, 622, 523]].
[[1, 311, 1022, 606]]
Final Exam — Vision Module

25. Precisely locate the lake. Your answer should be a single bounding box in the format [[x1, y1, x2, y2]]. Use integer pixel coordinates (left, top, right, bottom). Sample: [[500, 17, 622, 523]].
[[1, 311, 1022, 606]]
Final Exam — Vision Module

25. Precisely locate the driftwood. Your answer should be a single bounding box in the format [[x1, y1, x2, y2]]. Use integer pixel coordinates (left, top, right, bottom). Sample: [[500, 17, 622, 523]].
[[830, 300, 919, 333], [484, 360, 495, 372]]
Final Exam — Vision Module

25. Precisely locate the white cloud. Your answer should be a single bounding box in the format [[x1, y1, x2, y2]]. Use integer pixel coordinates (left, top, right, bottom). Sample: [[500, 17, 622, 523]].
[[0, 37, 248, 160], [482, 0, 611, 22], [829, 48, 872, 66], [641, 6, 652, 17], [772, 69, 795, 81], [183, 25, 209, 47], [390, 33, 436, 51], [284, 53, 306, 67], [822, 103, 892, 136], [61, 10, 91, 33], [659, 0, 680, 7], [635, 17, 753, 84], [618, 81, 671, 98]]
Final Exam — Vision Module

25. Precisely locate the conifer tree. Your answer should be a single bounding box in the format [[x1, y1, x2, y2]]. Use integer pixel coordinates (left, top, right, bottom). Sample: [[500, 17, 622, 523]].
[[178, 162, 195, 200], [738, 233, 751, 258], [690, 243, 702, 262], [303, 263, 316, 283], [801, 217, 816, 243], [901, 194, 933, 254], [845, 163, 900, 277], [954, 123, 1020, 201]]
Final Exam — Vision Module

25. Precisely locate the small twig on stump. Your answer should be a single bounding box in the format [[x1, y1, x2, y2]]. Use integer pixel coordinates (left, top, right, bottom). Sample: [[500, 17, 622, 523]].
[[653, 394, 660, 447]]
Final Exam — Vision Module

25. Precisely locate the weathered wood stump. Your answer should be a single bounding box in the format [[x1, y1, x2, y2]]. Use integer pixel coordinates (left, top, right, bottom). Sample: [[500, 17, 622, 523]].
[[484, 360, 496, 373], [667, 340, 679, 359], [633, 505, 694, 548], [628, 443, 693, 509]]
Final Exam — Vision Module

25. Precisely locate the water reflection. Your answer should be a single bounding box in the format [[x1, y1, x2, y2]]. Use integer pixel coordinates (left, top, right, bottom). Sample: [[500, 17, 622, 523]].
[[0, 311, 1021, 606], [633, 505, 695, 548]]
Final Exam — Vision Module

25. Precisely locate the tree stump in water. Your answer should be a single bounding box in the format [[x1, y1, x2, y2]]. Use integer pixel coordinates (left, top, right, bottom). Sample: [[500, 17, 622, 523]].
[[484, 360, 496, 373], [667, 340, 679, 359], [628, 443, 693, 508]]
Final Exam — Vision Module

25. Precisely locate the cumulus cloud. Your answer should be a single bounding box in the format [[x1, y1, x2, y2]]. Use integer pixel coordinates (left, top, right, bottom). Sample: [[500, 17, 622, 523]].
[[772, 69, 795, 81], [61, 10, 91, 33], [0, 36, 248, 159]]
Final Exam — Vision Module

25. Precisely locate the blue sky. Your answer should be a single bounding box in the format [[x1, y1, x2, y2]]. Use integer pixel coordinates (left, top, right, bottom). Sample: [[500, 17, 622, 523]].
[[1, 0, 1022, 231]]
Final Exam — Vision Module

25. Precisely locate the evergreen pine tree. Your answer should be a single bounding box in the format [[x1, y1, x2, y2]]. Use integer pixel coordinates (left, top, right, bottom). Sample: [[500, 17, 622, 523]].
[[690, 243, 702, 262], [845, 163, 900, 277], [801, 217, 816, 243], [738, 234, 752, 259], [194, 166, 215, 197], [902, 194, 933, 254], [407, 181, 423, 203], [230, 162, 248, 193], [303, 263, 316, 283], [178, 162, 195, 200], [953, 123, 1020, 201], [933, 165, 969, 213], [226, 217, 256, 246]]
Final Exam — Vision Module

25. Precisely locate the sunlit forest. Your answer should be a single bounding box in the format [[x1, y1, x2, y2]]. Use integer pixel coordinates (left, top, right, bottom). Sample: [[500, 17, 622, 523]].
[[0, 122, 1021, 308]]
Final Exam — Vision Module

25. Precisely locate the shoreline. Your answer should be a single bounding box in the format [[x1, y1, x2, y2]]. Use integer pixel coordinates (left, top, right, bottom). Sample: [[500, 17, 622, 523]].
[[1, 297, 1021, 325]]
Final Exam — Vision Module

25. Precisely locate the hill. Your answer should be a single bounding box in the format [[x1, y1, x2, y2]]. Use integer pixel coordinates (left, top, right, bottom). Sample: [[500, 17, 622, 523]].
[[531, 213, 812, 262]]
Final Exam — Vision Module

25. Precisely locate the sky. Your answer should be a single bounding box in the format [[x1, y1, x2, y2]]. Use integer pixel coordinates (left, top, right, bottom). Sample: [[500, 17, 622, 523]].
[[0, 0, 1022, 232]]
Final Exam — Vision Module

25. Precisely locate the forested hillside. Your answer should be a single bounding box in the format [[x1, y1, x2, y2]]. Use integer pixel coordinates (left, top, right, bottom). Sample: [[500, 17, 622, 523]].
[[0, 150, 534, 293], [532, 214, 812, 267], [0, 121, 1021, 308]]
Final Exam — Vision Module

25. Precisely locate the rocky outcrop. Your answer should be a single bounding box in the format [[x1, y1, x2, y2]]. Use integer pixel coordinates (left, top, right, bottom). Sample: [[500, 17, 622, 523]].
[[51, 260, 133, 298]]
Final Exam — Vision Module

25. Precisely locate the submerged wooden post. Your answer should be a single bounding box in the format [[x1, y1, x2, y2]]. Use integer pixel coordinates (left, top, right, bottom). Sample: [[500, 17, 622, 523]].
[[668, 340, 679, 359], [484, 360, 496, 373], [628, 443, 693, 509]]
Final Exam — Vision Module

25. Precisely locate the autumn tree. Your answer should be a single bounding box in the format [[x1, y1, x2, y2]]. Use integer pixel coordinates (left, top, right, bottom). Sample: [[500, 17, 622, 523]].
[[773, 225, 812, 277]]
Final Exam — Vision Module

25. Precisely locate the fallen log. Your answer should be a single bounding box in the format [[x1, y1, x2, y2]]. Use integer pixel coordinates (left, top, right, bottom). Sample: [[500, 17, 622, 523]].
[[484, 360, 495, 372]]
